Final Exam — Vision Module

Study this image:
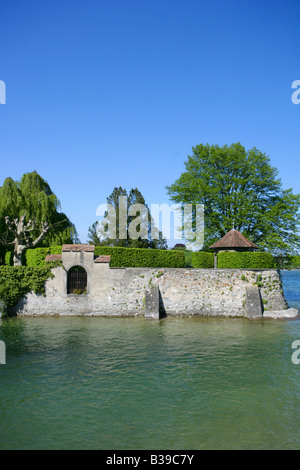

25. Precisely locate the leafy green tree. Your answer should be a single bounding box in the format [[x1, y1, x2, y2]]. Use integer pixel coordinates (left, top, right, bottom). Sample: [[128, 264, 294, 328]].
[[166, 143, 300, 255], [88, 186, 167, 249], [0, 171, 78, 265]]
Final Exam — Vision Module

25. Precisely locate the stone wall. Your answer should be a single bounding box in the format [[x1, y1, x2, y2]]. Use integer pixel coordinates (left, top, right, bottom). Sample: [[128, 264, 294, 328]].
[[10, 265, 288, 318]]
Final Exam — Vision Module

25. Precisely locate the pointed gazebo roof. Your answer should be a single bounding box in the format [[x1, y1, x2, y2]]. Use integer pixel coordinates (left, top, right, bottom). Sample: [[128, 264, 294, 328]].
[[209, 229, 258, 250]]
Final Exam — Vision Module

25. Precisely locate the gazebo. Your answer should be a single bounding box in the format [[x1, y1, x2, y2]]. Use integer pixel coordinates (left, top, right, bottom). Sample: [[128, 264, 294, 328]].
[[209, 228, 258, 268]]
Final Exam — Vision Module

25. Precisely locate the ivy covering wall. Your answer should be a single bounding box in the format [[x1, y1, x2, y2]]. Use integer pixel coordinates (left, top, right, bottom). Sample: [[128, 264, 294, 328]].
[[0, 263, 59, 309]]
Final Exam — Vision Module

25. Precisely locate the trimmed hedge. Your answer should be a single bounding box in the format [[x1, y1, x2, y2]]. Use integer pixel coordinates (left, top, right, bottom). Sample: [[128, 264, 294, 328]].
[[10, 245, 276, 270], [192, 252, 214, 268], [4, 251, 13, 266], [12, 245, 185, 268], [94, 246, 186, 268], [25, 246, 62, 267], [217, 251, 275, 269]]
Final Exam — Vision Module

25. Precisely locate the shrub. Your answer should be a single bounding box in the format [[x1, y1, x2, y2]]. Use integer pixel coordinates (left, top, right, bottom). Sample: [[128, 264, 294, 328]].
[[0, 264, 59, 309], [217, 251, 275, 269], [4, 251, 13, 266], [94, 246, 185, 268], [192, 252, 214, 268], [21, 245, 185, 268], [25, 246, 62, 266], [183, 250, 193, 267]]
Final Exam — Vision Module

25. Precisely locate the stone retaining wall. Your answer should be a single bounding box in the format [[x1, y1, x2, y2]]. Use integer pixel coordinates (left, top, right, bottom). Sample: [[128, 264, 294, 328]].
[[10, 266, 288, 318]]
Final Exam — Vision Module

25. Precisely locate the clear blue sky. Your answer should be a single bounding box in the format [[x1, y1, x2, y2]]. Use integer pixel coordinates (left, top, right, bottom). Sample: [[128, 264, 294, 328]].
[[1, 0, 300, 245]]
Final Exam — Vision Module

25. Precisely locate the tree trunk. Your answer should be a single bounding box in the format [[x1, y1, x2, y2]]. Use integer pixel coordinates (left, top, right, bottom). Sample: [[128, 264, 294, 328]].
[[13, 244, 25, 266], [4, 215, 50, 266]]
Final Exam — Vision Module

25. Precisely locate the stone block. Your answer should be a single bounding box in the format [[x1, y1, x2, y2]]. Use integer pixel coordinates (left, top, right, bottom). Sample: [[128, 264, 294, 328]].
[[145, 286, 160, 319], [245, 285, 263, 319]]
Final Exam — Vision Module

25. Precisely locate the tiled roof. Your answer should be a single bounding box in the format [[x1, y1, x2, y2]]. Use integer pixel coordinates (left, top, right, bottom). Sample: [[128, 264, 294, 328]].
[[94, 255, 111, 263], [45, 254, 62, 261], [209, 229, 258, 249], [62, 244, 95, 252]]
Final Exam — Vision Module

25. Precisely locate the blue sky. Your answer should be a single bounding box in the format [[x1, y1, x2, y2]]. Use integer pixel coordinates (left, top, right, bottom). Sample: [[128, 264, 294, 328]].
[[1, 0, 300, 245]]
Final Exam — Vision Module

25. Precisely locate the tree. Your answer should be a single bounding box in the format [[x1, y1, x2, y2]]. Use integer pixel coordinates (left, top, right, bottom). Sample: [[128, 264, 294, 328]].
[[0, 171, 78, 265], [166, 143, 300, 255], [87, 186, 168, 249]]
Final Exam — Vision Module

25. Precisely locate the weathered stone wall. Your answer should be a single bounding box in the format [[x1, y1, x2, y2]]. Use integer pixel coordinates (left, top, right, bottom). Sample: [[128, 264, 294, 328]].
[[10, 266, 288, 318]]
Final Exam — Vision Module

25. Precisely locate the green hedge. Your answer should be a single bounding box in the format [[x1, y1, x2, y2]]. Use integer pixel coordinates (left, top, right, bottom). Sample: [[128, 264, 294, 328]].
[[25, 246, 62, 266], [1, 248, 62, 267], [4, 251, 13, 266], [217, 251, 275, 269], [11, 245, 185, 268], [192, 252, 214, 268], [12, 245, 276, 270], [0, 265, 58, 308], [94, 246, 186, 268]]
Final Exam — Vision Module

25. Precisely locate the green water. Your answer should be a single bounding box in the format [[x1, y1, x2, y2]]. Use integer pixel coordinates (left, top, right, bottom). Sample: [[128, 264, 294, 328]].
[[1, 271, 300, 450]]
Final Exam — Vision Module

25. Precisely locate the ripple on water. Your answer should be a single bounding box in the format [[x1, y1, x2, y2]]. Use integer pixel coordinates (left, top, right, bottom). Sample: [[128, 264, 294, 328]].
[[1, 310, 300, 449]]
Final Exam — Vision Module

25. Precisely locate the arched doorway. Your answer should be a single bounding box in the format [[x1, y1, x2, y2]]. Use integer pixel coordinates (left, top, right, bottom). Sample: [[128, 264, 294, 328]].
[[67, 266, 87, 294]]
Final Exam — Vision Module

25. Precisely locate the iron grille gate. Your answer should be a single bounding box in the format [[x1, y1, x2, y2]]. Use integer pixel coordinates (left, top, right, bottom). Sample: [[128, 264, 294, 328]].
[[67, 266, 87, 294]]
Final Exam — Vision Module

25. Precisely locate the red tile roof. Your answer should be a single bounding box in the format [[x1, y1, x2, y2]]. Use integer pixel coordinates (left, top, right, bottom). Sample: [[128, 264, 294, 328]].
[[209, 229, 258, 249], [94, 255, 111, 263], [62, 244, 95, 252], [45, 254, 62, 261]]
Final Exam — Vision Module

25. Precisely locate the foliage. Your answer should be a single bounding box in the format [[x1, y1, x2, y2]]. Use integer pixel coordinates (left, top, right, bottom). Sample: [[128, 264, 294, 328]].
[[0, 264, 59, 309], [192, 251, 214, 268], [72, 289, 87, 295], [183, 250, 193, 267], [4, 251, 13, 266], [274, 255, 300, 269], [0, 171, 78, 255], [217, 251, 275, 269], [88, 186, 167, 249], [94, 246, 185, 268], [290, 256, 300, 268], [25, 246, 62, 267], [166, 143, 300, 255]]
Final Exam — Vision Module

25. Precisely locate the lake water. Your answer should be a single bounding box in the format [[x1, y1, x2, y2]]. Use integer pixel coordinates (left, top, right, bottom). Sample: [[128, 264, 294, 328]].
[[1, 270, 300, 450]]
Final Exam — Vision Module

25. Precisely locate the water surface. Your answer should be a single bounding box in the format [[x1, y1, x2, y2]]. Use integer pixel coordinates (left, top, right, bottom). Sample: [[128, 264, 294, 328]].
[[0, 271, 300, 450]]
